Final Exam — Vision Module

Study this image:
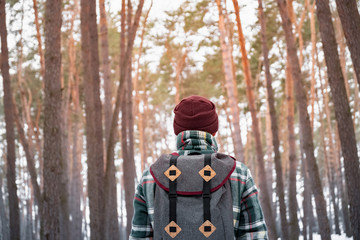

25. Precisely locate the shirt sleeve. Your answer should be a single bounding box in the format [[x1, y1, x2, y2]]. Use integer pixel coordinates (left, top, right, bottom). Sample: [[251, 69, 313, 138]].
[[129, 175, 153, 240], [231, 163, 268, 239]]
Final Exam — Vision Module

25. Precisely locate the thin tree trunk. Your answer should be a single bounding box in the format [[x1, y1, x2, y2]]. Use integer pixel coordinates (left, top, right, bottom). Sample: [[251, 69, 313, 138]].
[[215, 0, 244, 162], [257, 1, 291, 239], [305, 0, 317, 129], [32, 0, 45, 78], [231, 1, 277, 238], [99, 0, 112, 151], [80, 0, 106, 239], [134, 4, 152, 172], [67, 2, 83, 239], [276, 0, 331, 239], [70, 72, 83, 240], [13, 101, 43, 216], [316, 93, 341, 235], [98, 1, 120, 239], [335, 0, 360, 87], [301, 155, 308, 240], [315, 1, 360, 240], [104, 0, 144, 235], [42, 0, 63, 239], [60, 53, 71, 240], [0, 1, 21, 239], [334, 14, 350, 101], [285, 55, 300, 239], [317, 38, 352, 237]]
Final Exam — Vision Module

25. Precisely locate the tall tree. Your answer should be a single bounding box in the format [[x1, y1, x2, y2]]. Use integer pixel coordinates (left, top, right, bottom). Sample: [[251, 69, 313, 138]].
[[215, 0, 245, 162], [105, 0, 144, 235], [276, 0, 331, 239], [99, 0, 112, 150], [232, 0, 278, 238], [0, 1, 21, 239], [42, 0, 63, 239], [285, 56, 300, 239], [335, 0, 360, 87], [80, 0, 106, 239], [257, 1, 294, 239], [315, 1, 360, 239], [98, 0, 120, 239]]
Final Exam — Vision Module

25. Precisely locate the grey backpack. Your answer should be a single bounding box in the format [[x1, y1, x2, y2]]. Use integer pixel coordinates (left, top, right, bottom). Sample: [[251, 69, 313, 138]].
[[150, 152, 236, 239]]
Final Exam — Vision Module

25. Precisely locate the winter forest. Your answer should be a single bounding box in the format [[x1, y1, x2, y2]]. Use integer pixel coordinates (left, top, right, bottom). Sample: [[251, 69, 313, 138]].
[[0, 0, 360, 239]]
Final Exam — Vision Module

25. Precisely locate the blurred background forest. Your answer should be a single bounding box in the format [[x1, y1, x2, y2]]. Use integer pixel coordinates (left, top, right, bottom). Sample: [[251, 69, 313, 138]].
[[0, 0, 360, 239]]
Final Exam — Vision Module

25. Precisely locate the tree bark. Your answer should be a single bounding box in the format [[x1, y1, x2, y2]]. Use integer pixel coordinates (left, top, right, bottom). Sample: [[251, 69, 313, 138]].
[[285, 55, 300, 239], [99, 0, 113, 151], [0, 1, 21, 239], [316, 93, 341, 235], [257, 1, 291, 239], [80, 0, 106, 239], [104, 0, 144, 235], [215, 0, 244, 162], [335, 0, 360, 87], [315, 1, 360, 239], [70, 72, 83, 240], [98, 1, 120, 239], [276, 0, 331, 239], [67, 2, 83, 239], [134, 4, 152, 173], [42, 0, 63, 239]]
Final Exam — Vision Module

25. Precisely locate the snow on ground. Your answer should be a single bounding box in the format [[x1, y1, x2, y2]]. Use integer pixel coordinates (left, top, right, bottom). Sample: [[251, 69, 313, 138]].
[[279, 234, 353, 240]]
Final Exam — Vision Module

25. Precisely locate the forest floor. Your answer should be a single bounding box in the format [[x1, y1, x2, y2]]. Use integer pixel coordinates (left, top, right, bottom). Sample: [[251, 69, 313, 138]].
[[295, 234, 353, 239]]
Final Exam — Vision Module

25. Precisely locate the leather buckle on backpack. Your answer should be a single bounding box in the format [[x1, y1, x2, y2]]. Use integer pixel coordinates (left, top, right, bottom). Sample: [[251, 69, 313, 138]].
[[199, 220, 216, 238], [164, 165, 182, 181], [199, 165, 216, 182], [165, 221, 182, 238]]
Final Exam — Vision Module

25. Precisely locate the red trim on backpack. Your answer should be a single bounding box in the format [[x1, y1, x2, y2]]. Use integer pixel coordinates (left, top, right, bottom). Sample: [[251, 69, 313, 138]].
[[150, 159, 236, 196]]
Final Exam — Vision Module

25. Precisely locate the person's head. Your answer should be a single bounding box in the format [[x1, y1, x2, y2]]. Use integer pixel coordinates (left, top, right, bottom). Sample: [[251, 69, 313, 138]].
[[173, 95, 218, 136]]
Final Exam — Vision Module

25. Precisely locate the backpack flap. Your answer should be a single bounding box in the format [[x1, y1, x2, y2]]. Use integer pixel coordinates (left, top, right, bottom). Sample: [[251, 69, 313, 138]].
[[150, 153, 236, 196]]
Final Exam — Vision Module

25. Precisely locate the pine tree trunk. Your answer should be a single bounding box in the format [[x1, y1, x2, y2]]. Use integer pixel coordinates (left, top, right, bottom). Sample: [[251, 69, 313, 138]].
[[13, 101, 43, 218], [104, 0, 144, 235], [335, 0, 360, 87], [0, 1, 21, 240], [257, 1, 292, 239], [318, 42, 352, 238], [99, 0, 113, 149], [315, 1, 360, 239], [285, 55, 300, 239], [70, 74, 83, 240], [276, 0, 331, 239], [42, 0, 63, 239], [80, 0, 106, 239], [98, 1, 120, 239], [301, 155, 308, 240], [215, 0, 244, 162], [134, 5, 151, 172], [60, 61, 70, 240], [32, 0, 45, 78], [68, 2, 83, 238], [317, 94, 341, 235]]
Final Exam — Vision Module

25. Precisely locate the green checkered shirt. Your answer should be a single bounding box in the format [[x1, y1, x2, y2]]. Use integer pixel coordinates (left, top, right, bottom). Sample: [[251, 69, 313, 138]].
[[130, 130, 268, 239]]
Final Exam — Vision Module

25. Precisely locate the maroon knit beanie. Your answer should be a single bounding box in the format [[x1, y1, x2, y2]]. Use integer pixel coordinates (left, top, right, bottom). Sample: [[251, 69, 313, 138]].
[[173, 95, 218, 135]]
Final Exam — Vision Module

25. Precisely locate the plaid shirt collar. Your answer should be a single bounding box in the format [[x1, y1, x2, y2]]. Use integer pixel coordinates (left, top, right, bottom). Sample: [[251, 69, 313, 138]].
[[176, 130, 218, 155]]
